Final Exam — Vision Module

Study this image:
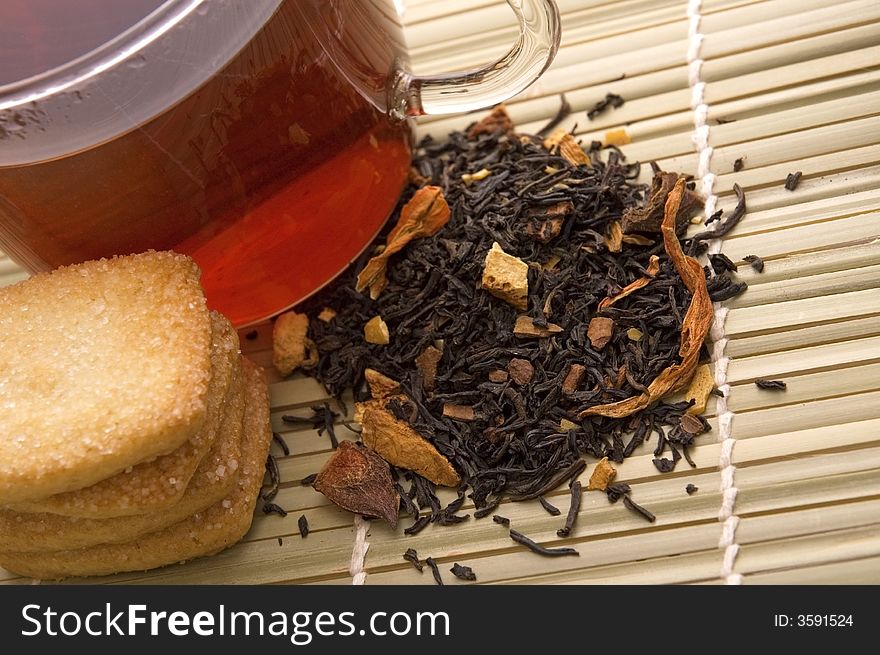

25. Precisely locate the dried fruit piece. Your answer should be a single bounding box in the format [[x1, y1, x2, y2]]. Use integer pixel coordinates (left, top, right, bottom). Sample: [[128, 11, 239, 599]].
[[598, 255, 661, 310], [684, 364, 715, 415], [462, 168, 492, 184], [526, 201, 572, 243], [317, 307, 337, 322], [513, 315, 563, 338], [364, 368, 401, 399], [273, 311, 318, 377], [443, 404, 475, 422], [467, 105, 514, 139], [560, 418, 579, 431], [580, 179, 714, 419], [488, 369, 509, 383], [507, 358, 535, 386], [604, 128, 631, 146], [627, 328, 643, 341], [356, 186, 451, 299], [313, 441, 398, 527], [604, 221, 623, 253], [481, 242, 529, 310], [562, 364, 586, 394], [364, 316, 390, 345], [680, 413, 705, 435], [587, 457, 617, 491], [543, 128, 590, 167], [415, 346, 443, 392], [357, 403, 460, 487], [588, 317, 615, 350]]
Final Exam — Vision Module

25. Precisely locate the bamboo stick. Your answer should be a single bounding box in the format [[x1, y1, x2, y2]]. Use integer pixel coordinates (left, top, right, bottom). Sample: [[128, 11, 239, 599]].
[[726, 315, 880, 358]]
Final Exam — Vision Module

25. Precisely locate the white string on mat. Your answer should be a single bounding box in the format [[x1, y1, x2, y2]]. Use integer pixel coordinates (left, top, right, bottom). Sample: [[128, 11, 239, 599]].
[[349, 514, 371, 585], [686, 0, 742, 586]]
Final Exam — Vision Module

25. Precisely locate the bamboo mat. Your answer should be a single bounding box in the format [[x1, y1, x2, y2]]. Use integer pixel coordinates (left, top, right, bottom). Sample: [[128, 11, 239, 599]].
[[2, 0, 879, 585]]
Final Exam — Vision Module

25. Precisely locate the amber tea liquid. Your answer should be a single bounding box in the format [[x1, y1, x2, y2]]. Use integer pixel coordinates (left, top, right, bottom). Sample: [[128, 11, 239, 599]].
[[0, 0, 412, 325]]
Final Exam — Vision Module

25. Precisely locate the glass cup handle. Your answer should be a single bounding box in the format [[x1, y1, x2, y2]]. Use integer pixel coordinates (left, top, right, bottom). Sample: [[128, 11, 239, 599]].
[[389, 0, 561, 119]]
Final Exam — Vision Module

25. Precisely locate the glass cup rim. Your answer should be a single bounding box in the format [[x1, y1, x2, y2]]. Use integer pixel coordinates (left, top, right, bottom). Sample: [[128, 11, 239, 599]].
[[0, 0, 203, 111]]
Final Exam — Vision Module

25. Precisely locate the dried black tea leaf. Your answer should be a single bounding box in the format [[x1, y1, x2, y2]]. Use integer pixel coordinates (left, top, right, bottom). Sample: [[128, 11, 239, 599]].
[[298, 514, 309, 538], [623, 495, 656, 523], [742, 254, 764, 272], [450, 563, 477, 581], [785, 171, 802, 191], [538, 496, 561, 516], [557, 481, 582, 538], [425, 557, 444, 585], [755, 379, 787, 390], [403, 548, 423, 572], [685, 483, 699, 495], [510, 530, 579, 557]]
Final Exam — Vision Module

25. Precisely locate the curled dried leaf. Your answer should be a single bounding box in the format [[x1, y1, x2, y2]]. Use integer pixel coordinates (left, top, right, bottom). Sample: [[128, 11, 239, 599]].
[[587, 457, 617, 491], [597, 255, 661, 311], [513, 315, 563, 338], [579, 178, 714, 419], [313, 441, 398, 527], [621, 172, 703, 234], [358, 403, 460, 487], [356, 186, 451, 299], [364, 368, 401, 399]]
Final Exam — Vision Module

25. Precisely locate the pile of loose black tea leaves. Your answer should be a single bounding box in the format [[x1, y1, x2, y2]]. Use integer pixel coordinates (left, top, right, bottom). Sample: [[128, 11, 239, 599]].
[[299, 109, 734, 527], [450, 563, 477, 581]]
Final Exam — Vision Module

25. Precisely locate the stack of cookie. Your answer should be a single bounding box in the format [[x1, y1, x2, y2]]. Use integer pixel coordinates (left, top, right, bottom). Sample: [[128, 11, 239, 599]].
[[0, 251, 272, 579]]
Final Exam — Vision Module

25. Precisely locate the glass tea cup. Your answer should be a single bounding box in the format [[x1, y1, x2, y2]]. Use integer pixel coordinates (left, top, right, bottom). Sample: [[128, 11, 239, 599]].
[[0, 0, 560, 326]]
